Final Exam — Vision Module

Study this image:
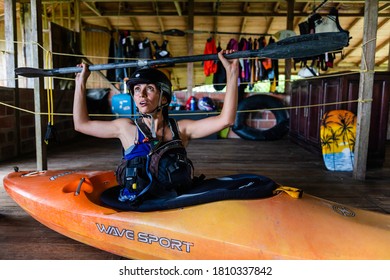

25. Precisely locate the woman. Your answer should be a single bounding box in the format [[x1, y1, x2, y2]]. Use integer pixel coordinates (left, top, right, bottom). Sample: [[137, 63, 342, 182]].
[[73, 49, 239, 202]]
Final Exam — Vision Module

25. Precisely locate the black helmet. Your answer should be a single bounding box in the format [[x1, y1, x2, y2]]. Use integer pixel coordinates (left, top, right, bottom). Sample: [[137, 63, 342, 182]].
[[126, 67, 172, 104]]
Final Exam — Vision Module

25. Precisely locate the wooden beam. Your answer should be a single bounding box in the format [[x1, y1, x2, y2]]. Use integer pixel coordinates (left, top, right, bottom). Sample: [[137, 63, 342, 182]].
[[336, 18, 389, 66], [81, 2, 112, 32], [30, 0, 47, 170], [284, 0, 294, 94], [186, 0, 194, 95], [79, 11, 390, 19], [5, 0, 21, 157], [353, 0, 379, 180], [130, 17, 145, 39], [348, 18, 387, 58], [82, 1, 102, 16], [212, 1, 219, 39], [239, 17, 247, 40], [152, 1, 166, 36], [357, 38, 390, 67], [238, 2, 249, 40], [67, 1, 71, 29], [73, 0, 81, 33], [388, 38, 390, 71], [60, 2, 64, 26], [375, 55, 390, 67], [333, 17, 361, 66], [174, 1, 182, 16], [293, 2, 311, 31], [378, 3, 390, 12], [4, 0, 18, 88]]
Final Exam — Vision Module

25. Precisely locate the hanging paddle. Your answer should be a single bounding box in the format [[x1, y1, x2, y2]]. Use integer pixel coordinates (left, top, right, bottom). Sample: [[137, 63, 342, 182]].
[[15, 32, 350, 78], [83, 26, 187, 37], [128, 28, 186, 37]]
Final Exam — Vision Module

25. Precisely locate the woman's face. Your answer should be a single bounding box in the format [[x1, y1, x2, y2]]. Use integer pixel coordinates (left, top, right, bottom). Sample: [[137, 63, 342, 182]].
[[133, 83, 166, 114]]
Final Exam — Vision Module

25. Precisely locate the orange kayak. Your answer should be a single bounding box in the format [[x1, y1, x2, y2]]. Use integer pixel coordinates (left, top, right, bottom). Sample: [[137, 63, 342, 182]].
[[3, 169, 390, 260]]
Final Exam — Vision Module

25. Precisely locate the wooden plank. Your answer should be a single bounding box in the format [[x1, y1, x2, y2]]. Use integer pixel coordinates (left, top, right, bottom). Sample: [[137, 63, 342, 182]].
[[353, 0, 379, 180]]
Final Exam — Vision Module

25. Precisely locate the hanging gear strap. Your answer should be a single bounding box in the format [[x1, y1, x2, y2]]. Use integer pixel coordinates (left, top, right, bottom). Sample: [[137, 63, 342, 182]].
[[135, 117, 159, 146]]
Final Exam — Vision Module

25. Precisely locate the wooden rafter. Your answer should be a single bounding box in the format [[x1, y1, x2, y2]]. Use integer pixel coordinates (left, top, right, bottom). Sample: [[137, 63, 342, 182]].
[[238, 2, 249, 39], [339, 18, 389, 66], [174, 1, 182, 16]]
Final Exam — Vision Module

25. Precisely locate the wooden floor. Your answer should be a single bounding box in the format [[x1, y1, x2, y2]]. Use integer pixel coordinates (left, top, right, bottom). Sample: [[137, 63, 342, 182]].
[[1, 135, 389, 259]]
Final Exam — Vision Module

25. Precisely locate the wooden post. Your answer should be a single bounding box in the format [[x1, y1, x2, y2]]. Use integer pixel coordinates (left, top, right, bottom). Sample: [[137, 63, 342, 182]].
[[4, 0, 17, 88], [284, 0, 294, 95], [388, 34, 390, 72], [30, 0, 47, 170], [73, 0, 81, 33], [5, 0, 21, 156], [353, 0, 378, 180], [186, 0, 194, 96], [387, 7, 390, 141]]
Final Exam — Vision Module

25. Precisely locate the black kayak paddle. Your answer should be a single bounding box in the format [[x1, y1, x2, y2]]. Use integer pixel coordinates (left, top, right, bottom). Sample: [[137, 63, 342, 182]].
[[15, 32, 350, 78]]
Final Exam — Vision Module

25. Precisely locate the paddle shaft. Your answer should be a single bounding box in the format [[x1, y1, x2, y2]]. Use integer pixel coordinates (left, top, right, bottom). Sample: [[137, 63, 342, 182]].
[[15, 32, 350, 78], [50, 50, 260, 76]]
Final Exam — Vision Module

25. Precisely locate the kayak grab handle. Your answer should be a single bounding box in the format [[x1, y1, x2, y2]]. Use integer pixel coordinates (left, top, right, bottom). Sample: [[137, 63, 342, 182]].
[[62, 177, 93, 194], [75, 177, 85, 196]]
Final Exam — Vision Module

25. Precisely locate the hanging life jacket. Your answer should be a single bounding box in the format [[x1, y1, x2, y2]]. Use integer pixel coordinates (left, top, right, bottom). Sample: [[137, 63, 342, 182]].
[[115, 117, 194, 204]]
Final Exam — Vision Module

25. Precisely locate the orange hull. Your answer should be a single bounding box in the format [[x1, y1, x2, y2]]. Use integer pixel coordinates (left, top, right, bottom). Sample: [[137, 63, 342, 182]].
[[3, 170, 390, 260]]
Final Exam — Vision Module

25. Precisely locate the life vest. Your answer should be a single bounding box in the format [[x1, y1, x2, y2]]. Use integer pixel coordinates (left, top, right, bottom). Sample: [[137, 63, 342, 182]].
[[295, 8, 347, 72], [213, 45, 226, 91], [203, 37, 218, 76], [115, 117, 194, 204]]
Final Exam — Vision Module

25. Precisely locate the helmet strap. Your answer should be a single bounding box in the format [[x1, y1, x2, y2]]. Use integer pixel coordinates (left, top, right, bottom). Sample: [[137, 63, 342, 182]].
[[149, 114, 157, 138], [132, 85, 169, 123], [140, 87, 165, 138]]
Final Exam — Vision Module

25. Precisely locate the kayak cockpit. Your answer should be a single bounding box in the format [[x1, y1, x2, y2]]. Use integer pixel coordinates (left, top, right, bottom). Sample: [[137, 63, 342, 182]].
[[101, 174, 279, 212]]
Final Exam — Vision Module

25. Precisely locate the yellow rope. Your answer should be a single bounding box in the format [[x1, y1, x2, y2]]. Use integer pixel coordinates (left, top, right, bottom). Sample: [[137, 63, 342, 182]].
[[0, 98, 372, 118], [45, 50, 54, 126], [0, 101, 36, 114]]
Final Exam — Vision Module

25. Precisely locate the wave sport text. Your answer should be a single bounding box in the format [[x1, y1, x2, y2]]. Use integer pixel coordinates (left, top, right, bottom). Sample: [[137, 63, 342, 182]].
[[96, 223, 194, 253]]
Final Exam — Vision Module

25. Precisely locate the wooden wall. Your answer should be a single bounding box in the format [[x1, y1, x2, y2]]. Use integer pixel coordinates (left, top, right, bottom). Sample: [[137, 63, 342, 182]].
[[0, 87, 77, 161], [82, 30, 114, 89]]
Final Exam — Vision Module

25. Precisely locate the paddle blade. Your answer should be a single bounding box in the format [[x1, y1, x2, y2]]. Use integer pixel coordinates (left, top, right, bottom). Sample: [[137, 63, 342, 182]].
[[15, 67, 53, 77], [15, 66, 82, 77], [161, 29, 186, 36], [262, 31, 350, 59]]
